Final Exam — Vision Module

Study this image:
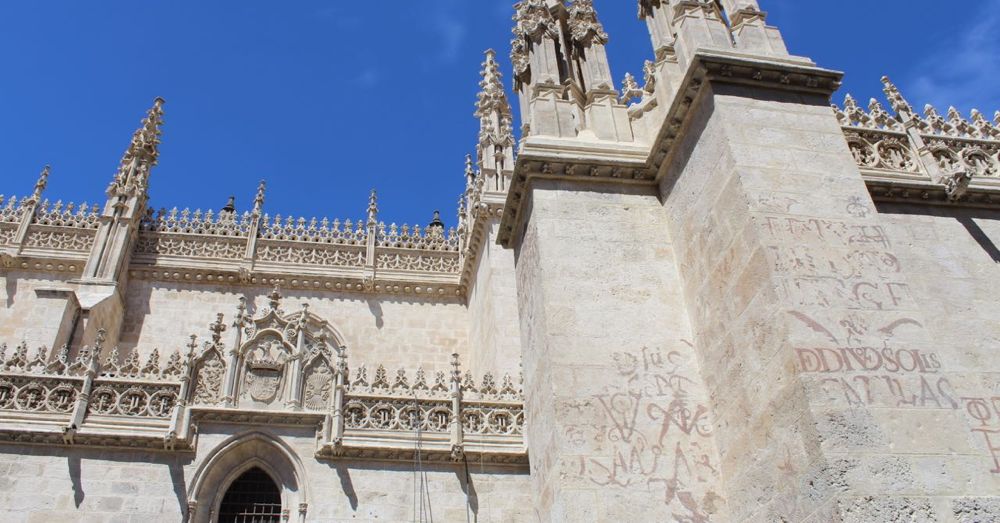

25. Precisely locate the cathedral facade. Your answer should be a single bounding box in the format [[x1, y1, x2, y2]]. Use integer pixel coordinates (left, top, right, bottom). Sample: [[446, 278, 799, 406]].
[[1, 0, 999, 521]]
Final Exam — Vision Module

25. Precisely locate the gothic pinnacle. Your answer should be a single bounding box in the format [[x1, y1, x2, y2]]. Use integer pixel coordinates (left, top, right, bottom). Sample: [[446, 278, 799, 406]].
[[465, 154, 475, 181], [253, 180, 266, 215], [109, 97, 166, 196], [475, 49, 512, 121], [367, 189, 378, 227], [880, 75, 913, 118], [567, 0, 608, 44], [31, 165, 50, 201]]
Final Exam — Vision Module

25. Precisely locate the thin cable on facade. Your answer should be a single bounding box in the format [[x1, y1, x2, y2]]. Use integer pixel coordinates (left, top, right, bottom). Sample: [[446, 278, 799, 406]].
[[411, 394, 434, 523]]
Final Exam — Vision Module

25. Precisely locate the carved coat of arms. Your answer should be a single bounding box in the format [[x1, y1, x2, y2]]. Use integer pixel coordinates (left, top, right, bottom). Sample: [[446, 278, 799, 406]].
[[242, 338, 288, 404]]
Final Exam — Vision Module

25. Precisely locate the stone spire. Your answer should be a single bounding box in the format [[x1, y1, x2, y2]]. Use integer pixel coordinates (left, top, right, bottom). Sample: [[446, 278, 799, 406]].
[[567, 0, 614, 93], [252, 180, 266, 216], [366, 189, 378, 227], [638, 0, 675, 61], [510, 0, 579, 138], [107, 97, 165, 199], [475, 50, 515, 186], [881, 76, 915, 120], [30, 165, 50, 203]]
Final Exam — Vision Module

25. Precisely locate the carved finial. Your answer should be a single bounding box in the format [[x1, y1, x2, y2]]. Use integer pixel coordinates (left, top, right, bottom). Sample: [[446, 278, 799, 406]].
[[844, 93, 858, 111], [186, 335, 199, 358], [234, 296, 249, 327], [31, 165, 50, 201], [464, 154, 476, 184], [881, 76, 913, 119], [620, 73, 643, 104], [253, 180, 266, 215], [995, 111, 1000, 126], [450, 353, 461, 383], [209, 313, 227, 344], [335, 345, 347, 374], [476, 49, 515, 163], [109, 98, 165, 197], [94, 329, 107, 352], [299, 302, 310, 322], [567, 0, 608, 44], [367, 189, 378, 227], [643, 60, 658, 94], [268, 284, 282, 312]]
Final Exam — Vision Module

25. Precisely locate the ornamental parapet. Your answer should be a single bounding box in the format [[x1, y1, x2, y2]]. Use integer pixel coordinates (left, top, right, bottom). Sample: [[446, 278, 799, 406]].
[[0, 196, 100, 269], [833, 77, 1000, 205], [132, 203, 463, 297], [0, 290, 527, 465]]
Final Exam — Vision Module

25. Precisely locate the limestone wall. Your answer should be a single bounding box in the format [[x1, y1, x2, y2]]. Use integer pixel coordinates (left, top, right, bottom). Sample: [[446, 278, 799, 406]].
[[0, 272, 78, 350], [660, 80, 1000, 521], [0, 425, 532, 523], [0, 443, 188, 523], [466, 219, 523, 378], [514, 180, 726, 521], [119, 278, 471, 373]]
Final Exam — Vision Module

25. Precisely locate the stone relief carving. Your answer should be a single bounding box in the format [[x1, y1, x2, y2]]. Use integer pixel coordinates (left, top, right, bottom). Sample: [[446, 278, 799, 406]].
[[240, 335, 289, 406], [192, 348, 225, 406]]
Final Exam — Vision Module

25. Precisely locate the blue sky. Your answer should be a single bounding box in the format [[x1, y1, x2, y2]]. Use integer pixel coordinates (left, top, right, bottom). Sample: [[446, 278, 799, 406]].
[[1, 0, 998, 227]]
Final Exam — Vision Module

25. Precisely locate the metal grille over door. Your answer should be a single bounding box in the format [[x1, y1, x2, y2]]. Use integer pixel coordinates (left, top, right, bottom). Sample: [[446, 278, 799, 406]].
[[217, 467, 283, 523]]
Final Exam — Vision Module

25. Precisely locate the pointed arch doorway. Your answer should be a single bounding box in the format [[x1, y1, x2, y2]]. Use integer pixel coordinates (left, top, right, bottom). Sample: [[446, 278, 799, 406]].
[[217, 467, 283, 523], [187, 432, 309, 523]]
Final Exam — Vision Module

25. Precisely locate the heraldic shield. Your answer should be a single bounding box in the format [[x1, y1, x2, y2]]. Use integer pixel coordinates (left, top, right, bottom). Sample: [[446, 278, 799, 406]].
[[239, 333, 291, 409]]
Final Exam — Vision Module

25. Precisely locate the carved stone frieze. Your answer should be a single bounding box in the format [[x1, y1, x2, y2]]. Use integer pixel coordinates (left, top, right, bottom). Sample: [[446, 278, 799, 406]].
[[135, 232, 245, 260], [23, 227, 96, 252]]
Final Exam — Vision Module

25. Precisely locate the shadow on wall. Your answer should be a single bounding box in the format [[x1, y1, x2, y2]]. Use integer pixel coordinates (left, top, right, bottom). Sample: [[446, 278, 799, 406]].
[[60, 447, 192, 512], [68, 455, 83, 507], [957, 216, 1000, 263], [876, 203, 1000, 264], [456, 458, 479, 520], [367, 298, 384, 329], [331, 462, 358, 510]]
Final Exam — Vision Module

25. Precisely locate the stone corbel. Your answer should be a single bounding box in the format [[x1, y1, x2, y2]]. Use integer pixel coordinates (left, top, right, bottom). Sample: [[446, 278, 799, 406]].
[[0, 250, 16, 269], [943, 170, 973, 202]]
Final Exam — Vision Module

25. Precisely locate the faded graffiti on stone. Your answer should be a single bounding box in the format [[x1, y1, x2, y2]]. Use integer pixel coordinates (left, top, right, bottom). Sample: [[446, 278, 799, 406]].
[[565, 346, 722, 520]]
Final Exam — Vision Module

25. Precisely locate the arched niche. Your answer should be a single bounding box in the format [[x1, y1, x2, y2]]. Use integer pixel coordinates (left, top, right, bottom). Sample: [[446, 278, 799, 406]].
[[233, 307, 345, 411], [236, 329, 295, 410], [191, 344, 226, 407], [187, 432, 308, 523]]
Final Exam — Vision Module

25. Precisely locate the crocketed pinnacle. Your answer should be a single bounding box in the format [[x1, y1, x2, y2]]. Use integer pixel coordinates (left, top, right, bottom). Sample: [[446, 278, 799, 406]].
[[109, 97, 165, 196], [31, 165, 50, 201], [567, 0, 608, 44], [475, 50, 512, 121], [367, 189, 378, 227], [253, 180, 266, 215], [476, 50, 515, 152], [881, 76, 913, 118]]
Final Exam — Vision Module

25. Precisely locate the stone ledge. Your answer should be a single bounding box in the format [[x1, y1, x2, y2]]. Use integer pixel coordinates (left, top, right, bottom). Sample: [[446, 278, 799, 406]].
[[498, 50, 844, 247]]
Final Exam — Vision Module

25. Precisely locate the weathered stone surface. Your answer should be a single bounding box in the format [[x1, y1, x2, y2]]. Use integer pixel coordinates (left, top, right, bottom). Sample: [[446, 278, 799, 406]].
[[2, 1, 1000, 521]]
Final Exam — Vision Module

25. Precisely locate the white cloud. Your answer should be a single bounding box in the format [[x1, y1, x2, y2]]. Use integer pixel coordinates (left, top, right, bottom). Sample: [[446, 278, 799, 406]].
[[902, 0, 1000, 114], [432, 12, 467, 64]]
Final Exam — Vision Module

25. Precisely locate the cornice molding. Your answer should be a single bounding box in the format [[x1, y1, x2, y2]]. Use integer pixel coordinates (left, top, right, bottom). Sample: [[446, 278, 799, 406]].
[[498, 50, 844, 247]]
